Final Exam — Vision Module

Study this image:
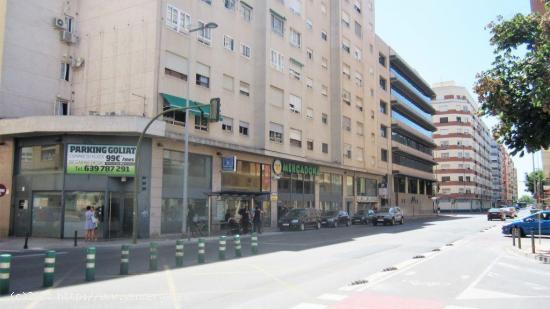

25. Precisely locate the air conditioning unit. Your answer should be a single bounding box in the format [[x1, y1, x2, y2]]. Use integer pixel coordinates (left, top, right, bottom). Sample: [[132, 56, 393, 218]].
[[72, 57, 85, 68], [53, 18, 66, 30], [61, 31, 79, 44]]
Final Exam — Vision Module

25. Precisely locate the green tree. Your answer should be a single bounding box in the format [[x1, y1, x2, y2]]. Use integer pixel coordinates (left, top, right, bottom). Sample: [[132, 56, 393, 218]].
[[525, 170, 545, 194], [474, 7, 550, 156], [518, 195, 535, 204]]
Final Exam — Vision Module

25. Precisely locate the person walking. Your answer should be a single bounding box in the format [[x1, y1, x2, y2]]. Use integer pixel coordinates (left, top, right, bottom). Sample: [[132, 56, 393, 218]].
[[84, 206, 94, 241], [253, 206, 262, 234], [241, 208, 250, 234]]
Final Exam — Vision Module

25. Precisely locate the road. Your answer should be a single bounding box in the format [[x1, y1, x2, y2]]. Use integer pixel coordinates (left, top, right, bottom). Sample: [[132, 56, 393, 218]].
[[0, 212, 548, 308]]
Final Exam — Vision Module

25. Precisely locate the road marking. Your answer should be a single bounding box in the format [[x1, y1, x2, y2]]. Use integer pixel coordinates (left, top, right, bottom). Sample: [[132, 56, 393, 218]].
[[164, 265, 182, 309], [456, 255, 503, 300], [251, 264, 310, 298], [291, 303, 326, 309], [13, 252, 68, 259], [317, 293, 347, 301]]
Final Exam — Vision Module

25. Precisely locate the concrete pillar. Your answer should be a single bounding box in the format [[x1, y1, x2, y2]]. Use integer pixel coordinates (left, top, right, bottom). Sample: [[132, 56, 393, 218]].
[[149, 140, 163, 237]]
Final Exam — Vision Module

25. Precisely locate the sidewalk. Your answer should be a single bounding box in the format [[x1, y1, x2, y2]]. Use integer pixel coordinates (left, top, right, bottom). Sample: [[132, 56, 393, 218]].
[[511, 234, 550, 264], [0, 228, 281, 253]]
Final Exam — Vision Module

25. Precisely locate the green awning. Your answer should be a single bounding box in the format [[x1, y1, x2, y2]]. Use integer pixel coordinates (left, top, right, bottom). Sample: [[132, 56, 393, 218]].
[[161, 93, 210, 116], [270, 9, 286, 21]]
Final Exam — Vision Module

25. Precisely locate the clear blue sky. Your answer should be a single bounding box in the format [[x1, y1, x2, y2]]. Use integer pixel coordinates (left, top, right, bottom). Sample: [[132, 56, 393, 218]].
[[375, 0, 540, 198]]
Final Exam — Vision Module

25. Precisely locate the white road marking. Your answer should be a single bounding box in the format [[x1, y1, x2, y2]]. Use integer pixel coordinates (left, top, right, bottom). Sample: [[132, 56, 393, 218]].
[[444, 306, 479, 309], [317, 293, 347, 301], [456, 255, 502, 300], [338, 285, 361, 292], [458, 287, 521, 299], [292, 303, 326, 309]]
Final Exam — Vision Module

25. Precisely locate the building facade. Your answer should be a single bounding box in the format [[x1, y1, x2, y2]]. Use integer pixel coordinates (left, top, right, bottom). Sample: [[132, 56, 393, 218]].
[[432, 82, 493, 211], [0, 0, 434, 239], [490, 140, 505, 207]]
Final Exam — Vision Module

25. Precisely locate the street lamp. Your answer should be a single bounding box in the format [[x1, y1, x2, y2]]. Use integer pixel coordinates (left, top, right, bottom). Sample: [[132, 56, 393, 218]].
[[183, 22, 217, 238]]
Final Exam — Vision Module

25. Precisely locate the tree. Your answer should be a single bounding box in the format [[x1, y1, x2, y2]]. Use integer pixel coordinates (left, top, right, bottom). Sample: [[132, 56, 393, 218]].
[[518, 195, 535, 204], [525, 169, 545, 195], [474, 7, 550, 156]]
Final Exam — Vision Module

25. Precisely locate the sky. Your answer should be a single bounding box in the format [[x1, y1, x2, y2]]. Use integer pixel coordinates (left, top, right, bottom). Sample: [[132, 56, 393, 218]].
[[375, 0, 541, 198]]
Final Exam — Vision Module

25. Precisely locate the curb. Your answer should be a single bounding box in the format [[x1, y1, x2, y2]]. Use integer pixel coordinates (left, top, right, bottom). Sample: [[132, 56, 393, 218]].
[[510, 246, 550, 264]]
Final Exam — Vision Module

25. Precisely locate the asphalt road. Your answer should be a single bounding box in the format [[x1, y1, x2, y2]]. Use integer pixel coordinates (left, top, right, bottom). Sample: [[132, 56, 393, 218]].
[[0, 212, 546, 308]]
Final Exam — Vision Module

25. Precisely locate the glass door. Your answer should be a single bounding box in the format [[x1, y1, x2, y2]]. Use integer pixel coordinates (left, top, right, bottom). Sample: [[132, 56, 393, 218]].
[[108, 192, 133, 239]]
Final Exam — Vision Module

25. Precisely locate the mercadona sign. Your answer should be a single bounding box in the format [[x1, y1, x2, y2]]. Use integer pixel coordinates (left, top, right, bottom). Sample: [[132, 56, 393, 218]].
[[66, 144, 136, 176]]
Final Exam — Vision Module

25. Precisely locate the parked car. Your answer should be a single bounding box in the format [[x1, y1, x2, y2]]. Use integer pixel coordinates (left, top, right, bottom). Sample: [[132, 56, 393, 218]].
[[502, 211, 550, 237], [373, 207, 404, 225], [278, 208, 321, 231], [351, 209, 375, 225], [321, 210, 351, 228], [500, 207, 517, 218], [487, 208, 506, 221]]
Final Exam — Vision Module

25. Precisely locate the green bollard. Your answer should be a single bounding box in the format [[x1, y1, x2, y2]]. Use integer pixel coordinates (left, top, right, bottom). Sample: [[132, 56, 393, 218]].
[[218, 236, 226, 260], [198, 238, 205, 264], [120, 245, 130, 275], [85, 247, 96, 282], [175, 240, 184, 267], [251, 232, 258, 255], [0, 254, 11, 295], [234, 235, 242, 257], [43, 250, 56, 287], [149, 242, 158, 271]]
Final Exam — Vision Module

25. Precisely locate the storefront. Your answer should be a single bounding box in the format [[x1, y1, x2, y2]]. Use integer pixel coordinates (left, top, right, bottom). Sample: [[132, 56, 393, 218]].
[[274, 159, 318, 218], [319, 172, 343, 212]]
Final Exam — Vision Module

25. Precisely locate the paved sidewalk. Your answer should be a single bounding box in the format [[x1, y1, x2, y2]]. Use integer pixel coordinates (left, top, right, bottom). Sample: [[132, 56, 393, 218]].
[[510, 234, 550, 263]]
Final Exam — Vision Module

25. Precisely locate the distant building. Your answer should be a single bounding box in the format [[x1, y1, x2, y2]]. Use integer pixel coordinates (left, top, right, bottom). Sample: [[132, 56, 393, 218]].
[[531, 0, 548, 13]]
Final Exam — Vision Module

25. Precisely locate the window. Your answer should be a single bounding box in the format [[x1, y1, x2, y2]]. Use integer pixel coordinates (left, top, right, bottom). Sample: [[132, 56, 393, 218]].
[[65, 15, 75, 33], [379, 76, 387, 90], [165, 68, 187, 80], [441, 176, 451, 182], [356, 96, 363, 111], [322, 113, 328, 124], [342, 38, 351, 53], [306, 19, 313, 30], [201, 0, 212, 5], [357, 122, 364, 136], [197, 21, 212, 45], [224, 0, 236, 10], [289, 128, 302, 147], [344, 144, 352, 159], [166, 5, 179, 31], [380, 125, 388, 138], [165, 52, 188, 81], [289, 94, 302, 113], [342, 63, 351, 79], [343, 116, 351, 132], [289, 59, 302, 80], [60, 62, 70, 81], [306, 48, 313, 60], [457, 116, 462, 123], [379, 53, 387, 67], [271, 12, 285, 36], [321, 85, 328, 96], [306, 77, 313, 89], [353, 0, 361, 14], [290, 28, 301, 47], [270, 49, 284, 71], [322, 143, 328, 153], [287, 0, 302, 15], [270, 86, 284, 107], [353, 47, 362, 60], [380, 101, 387, 114], [223, 74, 234, 91], [381, 149, 388, 162], [195, 63, 210, 88], [269, 122, 284, 143], [223, 35, 235, 51], [241, 43, 251, 58], [56, 98, 69, 116], [354, 72, 363, 87], [354, 21, 362, 37], [342, 11, 350, 27], [222, 117, 233, 133], [321, 57, 328, 69], [240, 2, 253, 22], [239, 121, 249, 136], [440, 117, 448, 123], [177, 11, 191, 34], [194, 114, 208, 131], [307, 140, 314, 150], [306, 107, 314, 119], [356, 147, 364, 162], [321, 31, 327, 41], [342, 90, 351, 105], [239, 81, 250, 96], [441, 152, 449, 158]]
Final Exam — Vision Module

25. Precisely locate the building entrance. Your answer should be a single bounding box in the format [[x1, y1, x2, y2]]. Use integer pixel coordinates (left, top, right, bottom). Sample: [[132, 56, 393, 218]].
[[107, 192, 133, 239]]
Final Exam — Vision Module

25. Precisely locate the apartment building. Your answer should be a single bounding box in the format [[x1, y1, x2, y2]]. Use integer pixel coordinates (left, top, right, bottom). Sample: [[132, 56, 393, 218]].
[[376, 36, 437, 217], [0, 0, 399, 238], [432, 82, 493, 211], [490, 140, 505, 207], [531, 0, 548, 13]]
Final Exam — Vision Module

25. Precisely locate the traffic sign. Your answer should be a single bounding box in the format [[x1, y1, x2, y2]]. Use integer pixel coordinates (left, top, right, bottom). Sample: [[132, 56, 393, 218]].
[[0, 184, 7, 197]]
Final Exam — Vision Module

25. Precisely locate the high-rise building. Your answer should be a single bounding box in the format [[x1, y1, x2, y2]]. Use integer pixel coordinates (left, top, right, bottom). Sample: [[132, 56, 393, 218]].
[[432, 82, 493, 211], [531, 0, 548, 13], [490, 140, 505, 207], [0, 0, 413, 238]]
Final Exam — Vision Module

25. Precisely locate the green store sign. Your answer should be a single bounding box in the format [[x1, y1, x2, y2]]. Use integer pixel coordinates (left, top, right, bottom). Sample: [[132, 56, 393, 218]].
[[273, 159, 320, 177]]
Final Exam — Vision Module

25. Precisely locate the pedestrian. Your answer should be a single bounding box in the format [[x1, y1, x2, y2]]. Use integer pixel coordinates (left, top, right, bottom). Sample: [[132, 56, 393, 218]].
[[91, 206, 99, 241], [84, 206, 94, 241], [437, 206, 441, 216], [187, 205, 196, 238], [241, 208, 250, 234], [253, 206, 262, 234]]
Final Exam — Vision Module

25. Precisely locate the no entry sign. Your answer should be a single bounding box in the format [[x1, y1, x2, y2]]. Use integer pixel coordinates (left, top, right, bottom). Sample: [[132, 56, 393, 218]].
[[0, 184, 7, 197]]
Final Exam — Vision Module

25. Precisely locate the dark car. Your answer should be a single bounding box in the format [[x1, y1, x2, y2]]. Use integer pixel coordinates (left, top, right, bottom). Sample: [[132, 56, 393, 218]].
[[502, 211, 550, 237], [278, 208, 321, 231], [373, 207, 404, 225], [487, 208, 505, 221], [321, 210, 351, 228], [351, 209, 375, 225]]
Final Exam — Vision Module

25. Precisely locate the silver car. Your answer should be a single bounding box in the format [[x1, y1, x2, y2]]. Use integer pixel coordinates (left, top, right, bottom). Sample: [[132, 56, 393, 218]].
[[373, 207, 404, 225]]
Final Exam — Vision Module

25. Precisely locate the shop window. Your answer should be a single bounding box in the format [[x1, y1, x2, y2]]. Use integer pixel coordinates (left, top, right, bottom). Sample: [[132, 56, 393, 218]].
[[408, 178, 418, 194], [18, 145, 64, 175], [346, 176, 354, 196], [162, 198, 183, 234], [32, 192, 62, 237], [64, 192, 105, 238]]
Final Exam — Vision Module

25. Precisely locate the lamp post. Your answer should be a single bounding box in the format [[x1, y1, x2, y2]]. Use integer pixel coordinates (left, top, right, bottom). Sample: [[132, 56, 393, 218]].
[[183, 22, 217, 237]]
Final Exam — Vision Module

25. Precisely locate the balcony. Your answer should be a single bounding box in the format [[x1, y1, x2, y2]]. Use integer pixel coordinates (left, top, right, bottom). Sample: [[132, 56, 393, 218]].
[[391, 93, 436, 132], [392, 140, 436, 164], [391, 118, 436, 147], [389, 53, 435, 99], [392, 163, 436, 181], [390, 72, 435, 115]]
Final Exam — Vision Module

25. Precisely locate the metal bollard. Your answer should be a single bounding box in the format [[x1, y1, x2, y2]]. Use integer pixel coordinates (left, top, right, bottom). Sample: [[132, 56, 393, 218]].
[[74, 230, 78, 247], [149, 242, 158, 271], [512, 228, 516, 246], [0, 254, 11, 295], [23, 232, 29, 250], [85, 247, 96, 282], [518, 230, 522, 249], [531, 229, 536, 254], [234, 235, 242, 257], [198, 238, 206, 264], [175, 240, 184, 267], [43, 250, 56, 287], [218, 236, 226, 260], [120, 245, 130, 275], [251, 232, 258, 255]]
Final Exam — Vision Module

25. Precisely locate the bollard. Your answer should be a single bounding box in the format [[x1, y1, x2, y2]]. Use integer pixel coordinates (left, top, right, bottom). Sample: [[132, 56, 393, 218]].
[[149, 242, 158, 271], [517, 230, 522, 249], [218, 236, 226, 260], [251, 232, 258, 255], [531, 229, 536, 254], [0, 254, 11, 295], [23, 232, 29, 250], [175, 240, 184, 267], [74, 230, 78, 247], [120, 245, 130, 275], [198, 238, 206, 264], [85, 247, 96, 281], [234, 235, 242, 257], [512, 228, 516, 246], [43, 250, 56, 287]]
